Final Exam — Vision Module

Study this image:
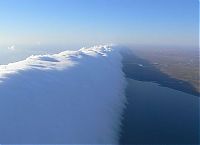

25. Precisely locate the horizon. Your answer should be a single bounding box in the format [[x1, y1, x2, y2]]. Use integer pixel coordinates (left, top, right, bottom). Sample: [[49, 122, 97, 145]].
[[0, 0, 198, 50]]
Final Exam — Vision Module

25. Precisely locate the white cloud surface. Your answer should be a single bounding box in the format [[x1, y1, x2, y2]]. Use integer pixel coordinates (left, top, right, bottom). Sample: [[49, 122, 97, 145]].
[[0, 45, 126, 144]]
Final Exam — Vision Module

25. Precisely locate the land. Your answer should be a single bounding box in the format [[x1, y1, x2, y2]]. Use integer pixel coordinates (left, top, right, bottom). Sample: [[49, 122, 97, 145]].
[[120, 48, 199, 144], [130, 46, 199, 93]]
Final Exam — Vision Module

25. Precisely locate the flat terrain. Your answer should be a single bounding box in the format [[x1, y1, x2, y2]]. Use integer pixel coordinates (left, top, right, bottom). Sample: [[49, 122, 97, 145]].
[[130, 46, 199, 93]]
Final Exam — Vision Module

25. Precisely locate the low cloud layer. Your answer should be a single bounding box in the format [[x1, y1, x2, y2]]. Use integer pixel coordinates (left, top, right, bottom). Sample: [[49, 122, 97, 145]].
[[0, 45, 126, 144]]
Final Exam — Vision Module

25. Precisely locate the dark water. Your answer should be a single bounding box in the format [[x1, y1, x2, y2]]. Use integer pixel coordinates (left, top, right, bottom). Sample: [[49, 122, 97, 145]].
[[120, 49, 199, 144], [121, 48, 199, 96]]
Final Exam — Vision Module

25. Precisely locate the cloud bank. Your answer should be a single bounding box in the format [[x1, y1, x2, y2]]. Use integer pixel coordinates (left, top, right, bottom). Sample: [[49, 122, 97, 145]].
[[0, 45, 126, 144]]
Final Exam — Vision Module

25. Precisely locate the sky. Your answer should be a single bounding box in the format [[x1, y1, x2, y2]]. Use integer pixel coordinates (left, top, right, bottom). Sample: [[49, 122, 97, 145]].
[[0, 0, 198, 49]]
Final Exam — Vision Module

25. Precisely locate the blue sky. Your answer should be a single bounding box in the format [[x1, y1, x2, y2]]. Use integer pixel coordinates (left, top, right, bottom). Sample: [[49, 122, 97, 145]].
[[0, 0, 198, 48]]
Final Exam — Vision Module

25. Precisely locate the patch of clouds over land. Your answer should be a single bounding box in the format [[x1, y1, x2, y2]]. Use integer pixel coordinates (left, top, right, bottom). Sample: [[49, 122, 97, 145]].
[[0, 45, 126, 144]]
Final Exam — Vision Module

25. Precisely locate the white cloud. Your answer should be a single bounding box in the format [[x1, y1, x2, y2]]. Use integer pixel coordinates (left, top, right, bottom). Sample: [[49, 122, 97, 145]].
[[0, 45, 126, 144], [7, 45, 16, 51]]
